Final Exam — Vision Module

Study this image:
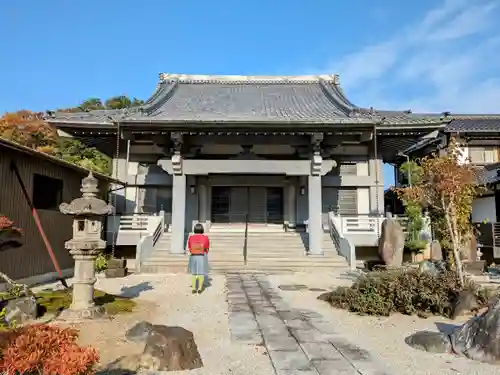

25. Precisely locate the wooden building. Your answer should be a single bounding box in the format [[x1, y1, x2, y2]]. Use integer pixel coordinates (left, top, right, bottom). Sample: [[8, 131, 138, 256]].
[[0, 137, 119, 283]]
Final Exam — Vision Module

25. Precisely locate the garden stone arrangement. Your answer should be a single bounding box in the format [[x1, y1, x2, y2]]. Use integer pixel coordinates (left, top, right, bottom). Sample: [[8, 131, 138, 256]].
[[0, 283, 37, 326], [316, 256, 500, 367], [407, 299, 500, 364], [108, 321, 203, 372]]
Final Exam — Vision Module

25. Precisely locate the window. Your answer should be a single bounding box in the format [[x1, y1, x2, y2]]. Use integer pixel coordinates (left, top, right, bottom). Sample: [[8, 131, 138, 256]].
[[468, 146, 499, 164], [32, 174, 63, 210], [337, 189, 358, 215]]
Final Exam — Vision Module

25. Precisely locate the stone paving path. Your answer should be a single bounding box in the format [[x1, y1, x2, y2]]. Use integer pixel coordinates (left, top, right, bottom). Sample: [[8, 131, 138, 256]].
[[226, 273, 392, 375]]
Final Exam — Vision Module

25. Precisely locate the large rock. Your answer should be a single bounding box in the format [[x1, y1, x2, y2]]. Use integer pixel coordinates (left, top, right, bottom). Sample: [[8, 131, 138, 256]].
[[142, 325, 203, 371], [377, 216, 405, 267], [450, 299, 500, 363], [3, 296, 37, 325], [405, 331, 452, 353], [116, 323, 203, 372]]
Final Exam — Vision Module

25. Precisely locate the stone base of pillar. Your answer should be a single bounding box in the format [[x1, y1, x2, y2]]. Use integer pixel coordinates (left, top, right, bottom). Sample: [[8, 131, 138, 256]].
[[58, 304, 105, 321]]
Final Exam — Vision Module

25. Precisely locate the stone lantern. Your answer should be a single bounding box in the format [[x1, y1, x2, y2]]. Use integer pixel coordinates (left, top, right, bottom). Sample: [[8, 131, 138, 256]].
[[59, 171, 114, 320]]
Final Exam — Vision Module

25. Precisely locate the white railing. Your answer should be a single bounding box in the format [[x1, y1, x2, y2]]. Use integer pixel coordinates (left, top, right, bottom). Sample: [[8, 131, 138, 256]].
[[340, 215, 384, 235], [136, 211, 165, 272], [107, 212, 167, 246], [328, 212, 356, 270], [339, 214, 408, 235], [119, 214, 150, 231]]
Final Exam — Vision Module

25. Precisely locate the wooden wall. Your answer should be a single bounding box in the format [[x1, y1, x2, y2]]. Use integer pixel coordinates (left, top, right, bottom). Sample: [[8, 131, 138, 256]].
[[0, 147, 109, 280]]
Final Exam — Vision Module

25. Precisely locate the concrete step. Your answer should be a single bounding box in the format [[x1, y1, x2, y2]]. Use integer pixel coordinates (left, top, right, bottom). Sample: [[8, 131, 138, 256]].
[[140, 232, 343, 274], [148, 253, 344, 262], [139, 264, 346, 274], [140, 262, 350, 274], [142, 257, 348, 266], [144, 254, 344, 262], [209, 246, 310, 250], [152, 248, 338, 255]]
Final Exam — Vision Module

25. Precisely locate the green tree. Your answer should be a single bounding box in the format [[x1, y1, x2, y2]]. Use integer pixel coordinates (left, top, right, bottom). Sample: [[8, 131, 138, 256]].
[[0, 95, 144, 177], [105, 95, 132, 109], [105, 95, 144, 109], [55, 138, 111, 175], [78, 98, 104, 111], [398, 161, 427, 252], [396, 138, 485, 285]]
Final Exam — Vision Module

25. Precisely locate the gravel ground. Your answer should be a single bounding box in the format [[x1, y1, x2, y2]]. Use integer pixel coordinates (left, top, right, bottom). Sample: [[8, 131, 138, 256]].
[[34, 273, 273, 375], [267, 271, 500, 375]]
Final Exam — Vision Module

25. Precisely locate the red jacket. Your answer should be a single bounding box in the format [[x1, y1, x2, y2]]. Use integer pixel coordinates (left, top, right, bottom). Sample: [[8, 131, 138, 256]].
[[187, 234, 210, 255]]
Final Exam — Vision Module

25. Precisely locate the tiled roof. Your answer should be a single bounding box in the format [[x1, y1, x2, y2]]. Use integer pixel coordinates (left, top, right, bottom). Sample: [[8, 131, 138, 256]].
[[44, 109, 130, 126], [445, 115, 500, 133], [477, 163, 500, 185], [46, 74, 448, 127]]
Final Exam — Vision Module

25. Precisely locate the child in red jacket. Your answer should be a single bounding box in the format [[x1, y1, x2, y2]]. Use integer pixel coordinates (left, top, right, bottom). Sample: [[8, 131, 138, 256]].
[[187, 223, 210, 294]]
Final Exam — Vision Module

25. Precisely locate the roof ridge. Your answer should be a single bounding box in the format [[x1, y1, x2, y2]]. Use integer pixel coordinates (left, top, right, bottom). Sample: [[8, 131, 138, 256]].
[[451, 114, 500, 119], [158, 73, 340, 84]]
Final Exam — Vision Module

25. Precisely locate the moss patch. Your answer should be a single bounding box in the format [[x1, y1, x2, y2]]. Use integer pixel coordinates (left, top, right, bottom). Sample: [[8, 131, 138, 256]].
[[35, 289, 136, 316]]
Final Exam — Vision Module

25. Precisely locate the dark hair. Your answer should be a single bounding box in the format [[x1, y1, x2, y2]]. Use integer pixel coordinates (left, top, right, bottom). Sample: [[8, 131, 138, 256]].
[[193, 223, 204, 234]]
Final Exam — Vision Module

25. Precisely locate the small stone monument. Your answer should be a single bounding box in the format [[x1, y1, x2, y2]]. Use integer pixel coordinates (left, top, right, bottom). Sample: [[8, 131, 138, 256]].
[[378, 212, 405, 268], [59, 171, 114, 320]]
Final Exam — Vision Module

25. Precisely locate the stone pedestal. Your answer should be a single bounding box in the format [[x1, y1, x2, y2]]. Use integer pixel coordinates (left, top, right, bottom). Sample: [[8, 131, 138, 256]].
[[59, 249, 105, 321]]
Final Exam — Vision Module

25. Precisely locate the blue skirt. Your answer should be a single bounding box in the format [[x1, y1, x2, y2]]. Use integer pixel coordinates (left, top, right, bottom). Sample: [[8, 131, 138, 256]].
[[187, 254, 209, 275]]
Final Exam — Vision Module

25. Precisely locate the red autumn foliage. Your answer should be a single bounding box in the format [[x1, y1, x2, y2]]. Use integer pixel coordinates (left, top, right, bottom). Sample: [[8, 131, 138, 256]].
[[0, 110, 57, 154], [0, 324, 99, 375]]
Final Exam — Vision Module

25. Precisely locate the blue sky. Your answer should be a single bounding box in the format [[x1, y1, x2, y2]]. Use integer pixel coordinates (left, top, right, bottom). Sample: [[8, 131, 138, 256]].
[[1, 0, 499, 187]]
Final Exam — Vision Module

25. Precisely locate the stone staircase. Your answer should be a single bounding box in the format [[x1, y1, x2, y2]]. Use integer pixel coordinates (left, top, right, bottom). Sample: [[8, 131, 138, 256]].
[[139, 231, 351, 273]]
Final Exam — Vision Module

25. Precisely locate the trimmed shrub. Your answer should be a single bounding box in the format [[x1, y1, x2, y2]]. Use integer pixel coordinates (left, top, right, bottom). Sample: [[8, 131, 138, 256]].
[[326, 269, 493, 317], [0, 324, 99, 375]]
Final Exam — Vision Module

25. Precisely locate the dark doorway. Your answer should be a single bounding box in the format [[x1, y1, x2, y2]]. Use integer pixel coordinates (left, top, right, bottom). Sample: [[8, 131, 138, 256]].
[[211, 186, 230, 223], [266, 187, 284, 224], [210, 186, 284, 224]]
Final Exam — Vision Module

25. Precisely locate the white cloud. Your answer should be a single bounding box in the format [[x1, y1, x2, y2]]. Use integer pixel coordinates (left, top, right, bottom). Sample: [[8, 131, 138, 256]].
[[332, 41, 399, 88], [324, 0, 500, 113]]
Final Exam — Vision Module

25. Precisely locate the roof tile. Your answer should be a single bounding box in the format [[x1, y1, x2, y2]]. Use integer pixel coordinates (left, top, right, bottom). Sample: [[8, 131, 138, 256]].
[[46, 74, 448, 126], [445, 116, 500, 133]]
